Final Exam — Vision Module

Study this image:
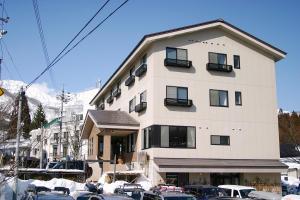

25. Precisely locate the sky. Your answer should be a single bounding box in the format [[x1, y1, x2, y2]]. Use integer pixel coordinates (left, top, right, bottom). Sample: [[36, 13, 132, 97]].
[[1, 0, 299, 111]]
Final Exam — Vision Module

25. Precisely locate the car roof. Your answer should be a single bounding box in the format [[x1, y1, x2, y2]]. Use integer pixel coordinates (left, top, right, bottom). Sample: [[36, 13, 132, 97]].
[[144, 191, 194, 197], [218, 185, 255, 190], [35, 191, 74, 200]]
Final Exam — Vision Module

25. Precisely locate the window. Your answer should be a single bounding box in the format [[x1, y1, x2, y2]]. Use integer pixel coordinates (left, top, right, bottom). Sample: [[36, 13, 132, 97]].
[[235, 91, 242, 106], [63, 132, 68, 138], [53, 146, 57, 157], [98, 135, 103, 157], [127, 133, 136, 152], [166, 47, 188, 61], [63, 145, 68, 157], [209, 52, 227, 65], [211, 135, 230, 145], [143, 128, 150, 149], [129, 97, 136, 113], [44, 139, 47, 145], [37, 135, 41, 142], [130, 67, 135, 76], [140, 54, 147, 65], [233, 190, 239, 198], [167, 86, 188, 100], [140, 91, 147, 102], [210, 89, 228, 107], [234, 55, 240, 69]]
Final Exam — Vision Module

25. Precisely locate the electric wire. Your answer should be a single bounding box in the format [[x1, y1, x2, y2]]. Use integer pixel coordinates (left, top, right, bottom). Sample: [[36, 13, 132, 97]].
[[26, 0, 111, 89]]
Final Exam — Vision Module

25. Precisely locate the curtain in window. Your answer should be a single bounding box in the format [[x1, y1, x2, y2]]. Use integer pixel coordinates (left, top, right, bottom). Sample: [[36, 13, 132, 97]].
[[141, 91, 147, 102], [140, 55, 147, 64], [211, 135, 220, 144], [167, 86, 177, 98], [167, 48, 177, 59], [187, 127, 196, 148], [209, 53, 218, 63], [218, 54, 227, 65], [219, 91, 228, 106], [177, 49, 187, 60], [177, 88, 187, 100], [144, 129, 149, 149], [210, 90, 219, 105], [161, 126, 169, 147]]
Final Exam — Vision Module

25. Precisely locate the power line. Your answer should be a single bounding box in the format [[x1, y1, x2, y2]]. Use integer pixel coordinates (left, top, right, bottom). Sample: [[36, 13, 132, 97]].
[[26, 0, 111, 89], [31, 0, 56, 88]]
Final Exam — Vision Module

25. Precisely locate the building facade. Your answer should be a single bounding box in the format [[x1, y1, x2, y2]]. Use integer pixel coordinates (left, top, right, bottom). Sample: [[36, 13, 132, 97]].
[[82, 19, 287, 187]]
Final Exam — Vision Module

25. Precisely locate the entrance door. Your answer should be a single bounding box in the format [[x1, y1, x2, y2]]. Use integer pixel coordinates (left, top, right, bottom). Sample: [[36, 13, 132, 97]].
[[111, 136, 125, 160], [166, 173, 189, 187], [210, 173, 240, 186]]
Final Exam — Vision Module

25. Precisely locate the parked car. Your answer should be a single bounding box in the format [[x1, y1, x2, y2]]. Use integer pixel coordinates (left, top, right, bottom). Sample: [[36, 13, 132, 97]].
[[248, 191, 281, 200], [73, 193, 134, 200], [114, 183, 144, 200], [21, 185, 74, 200], [143, 190, 196, 200], [184, 185, 228, 200], [46, 161, 58, 169], [218, 185, 256, 198], [52, 160, 84, 170]]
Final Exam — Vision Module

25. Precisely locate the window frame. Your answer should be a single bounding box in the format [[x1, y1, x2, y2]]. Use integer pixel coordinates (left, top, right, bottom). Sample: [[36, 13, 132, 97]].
[[209, 89, 229, 107], [129, 96, 136, 113], [166, 47, 188, 61], [235, 91, 242, 106], [211, 135, 230, 146], [166, 86, 189, 100], [140, 90, 147, 103], [234, 55, 240, 69], [208, 52, 228, 65]]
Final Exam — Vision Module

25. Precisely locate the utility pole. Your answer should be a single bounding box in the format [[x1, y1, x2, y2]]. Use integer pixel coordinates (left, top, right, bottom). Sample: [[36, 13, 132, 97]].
[[13, 87, 24, 200], [56, 86, 71, 160], [39, 123, 44, 169]]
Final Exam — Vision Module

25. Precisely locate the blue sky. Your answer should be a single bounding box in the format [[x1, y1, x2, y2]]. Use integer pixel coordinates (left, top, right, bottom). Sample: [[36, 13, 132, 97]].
[[1, 0, 300, 111]]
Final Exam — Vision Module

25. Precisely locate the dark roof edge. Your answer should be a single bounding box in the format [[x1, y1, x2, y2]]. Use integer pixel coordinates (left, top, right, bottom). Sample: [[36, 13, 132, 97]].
[[90, 19, 286, 105]]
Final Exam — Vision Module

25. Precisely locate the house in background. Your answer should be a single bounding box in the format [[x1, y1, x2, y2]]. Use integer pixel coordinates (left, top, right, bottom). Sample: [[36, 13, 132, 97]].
[[81, 19, 287, 189]]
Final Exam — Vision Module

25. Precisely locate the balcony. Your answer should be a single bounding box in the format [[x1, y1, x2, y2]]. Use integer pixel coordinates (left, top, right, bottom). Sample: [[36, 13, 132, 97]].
[[106, 95, 114, 104], [164, 58, 192, 68], [164, 98, 193, 107], [50, 138, 59, 144], [206, 63, 233, 72], [112, 88, 121, 98], [135, 64, 147, 77], [135, 102, 147, 113], [125, 75, 135, 86]]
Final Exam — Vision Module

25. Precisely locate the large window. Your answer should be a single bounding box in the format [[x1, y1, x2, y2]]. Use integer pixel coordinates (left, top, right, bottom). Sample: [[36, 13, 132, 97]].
[[211, 135, 230, 145], [98, 135, 103, 157], [143, 125, 196, 149], [234, 55, 240, 69], [129, 97, 136, 113], [210, 89, 229, 107], [127, 133, 136, 152], [235, 91, 242, 106], [140, 91, 147, 102], [167, 86, 188, 100], [209, 52, 227, 65], [166, 47, 188, 61]]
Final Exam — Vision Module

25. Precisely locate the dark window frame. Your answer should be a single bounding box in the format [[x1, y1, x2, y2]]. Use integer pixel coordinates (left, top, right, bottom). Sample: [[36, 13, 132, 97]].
[[234, 55, 240, 69], [129, 97, 136, 113], [166, 47, 188, 61], [235, 91, 242, 106], [208, 52, 228, 65], [209, 89, 229, 107], [166, 86, 189, 100], [129, 67, 135, 76], [211, 135, 230, 146]]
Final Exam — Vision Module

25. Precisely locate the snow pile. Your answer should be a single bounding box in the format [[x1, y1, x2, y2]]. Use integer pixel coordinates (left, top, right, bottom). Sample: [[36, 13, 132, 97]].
[[0, 177, 85, 200], [283, 195, 300, 200], [135, 174, 152, 191], [282, 176, 300, 194], [103, 180, 128, 194]]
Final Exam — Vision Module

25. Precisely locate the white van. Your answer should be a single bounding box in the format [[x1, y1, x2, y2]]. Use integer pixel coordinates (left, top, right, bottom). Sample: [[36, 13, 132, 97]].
[[218, 185, 256, 198]]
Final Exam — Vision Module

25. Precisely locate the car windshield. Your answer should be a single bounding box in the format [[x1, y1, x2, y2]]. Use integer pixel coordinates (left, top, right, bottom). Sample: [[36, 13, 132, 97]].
[[164, 197, 195, 200], [240, 189, 255, 198], [203, 188, 226, 197]]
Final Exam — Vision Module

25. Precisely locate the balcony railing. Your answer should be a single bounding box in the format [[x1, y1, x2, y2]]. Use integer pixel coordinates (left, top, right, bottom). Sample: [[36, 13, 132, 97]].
[[135, 102, 147, 113], [206, 63, 233, 72], [125, 75, 135, 86], [135, 64, 147, 77], [106, 95, 114, 104], [50, 138, 59, 144], [112, 88, 121, 98], [164, 98, 193, 107], [164, 58, 192, 68]]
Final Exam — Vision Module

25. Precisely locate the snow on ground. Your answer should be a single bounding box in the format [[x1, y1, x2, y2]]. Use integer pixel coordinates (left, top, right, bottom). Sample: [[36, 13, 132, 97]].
[[282, 176, 300, 194], [0, 177, 85, 200], [135, 174, 152, 191], [283, 194, 300, 200], [103, 180, 129, 194]]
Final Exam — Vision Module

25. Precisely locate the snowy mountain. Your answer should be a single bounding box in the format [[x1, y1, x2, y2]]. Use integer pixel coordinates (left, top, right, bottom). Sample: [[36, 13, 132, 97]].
[[0, 80, 99, 121]]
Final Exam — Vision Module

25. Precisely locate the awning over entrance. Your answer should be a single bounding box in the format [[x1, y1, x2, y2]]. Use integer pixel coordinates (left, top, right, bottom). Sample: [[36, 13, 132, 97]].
[[81, 110, 140, 139], [154, 158, 288, 173]]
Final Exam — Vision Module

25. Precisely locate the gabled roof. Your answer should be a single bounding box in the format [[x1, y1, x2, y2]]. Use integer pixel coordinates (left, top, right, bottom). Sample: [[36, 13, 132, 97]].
[[90, 19, 286, 105], [81, 110, 139, 139]]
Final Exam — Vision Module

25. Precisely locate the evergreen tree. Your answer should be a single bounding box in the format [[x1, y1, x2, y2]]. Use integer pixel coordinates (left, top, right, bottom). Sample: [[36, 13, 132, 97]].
[[31, 104, 47, 130], [8, 93, 31, 139]]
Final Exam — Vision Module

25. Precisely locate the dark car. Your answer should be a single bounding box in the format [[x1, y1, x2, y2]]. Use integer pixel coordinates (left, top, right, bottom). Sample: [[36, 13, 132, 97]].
[[72, 191, 133, 200], [184, 185, 228, 200], [21, 185, 74, 200], [143, 190, 196, 200], [114, 183, 144, 200]]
